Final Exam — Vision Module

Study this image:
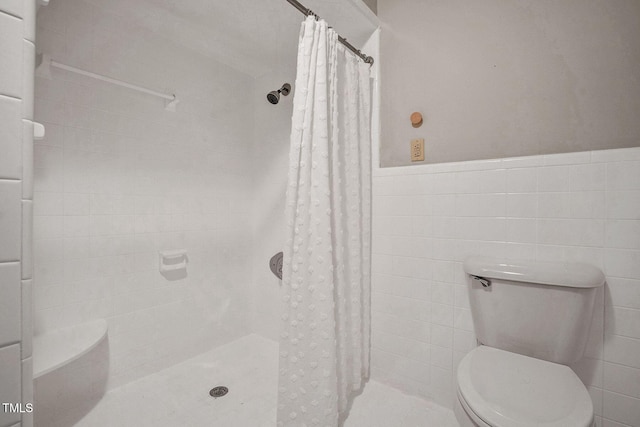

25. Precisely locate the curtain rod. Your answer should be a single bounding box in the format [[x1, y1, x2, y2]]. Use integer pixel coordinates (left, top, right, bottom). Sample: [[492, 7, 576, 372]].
[[285, 0, 374, 66]]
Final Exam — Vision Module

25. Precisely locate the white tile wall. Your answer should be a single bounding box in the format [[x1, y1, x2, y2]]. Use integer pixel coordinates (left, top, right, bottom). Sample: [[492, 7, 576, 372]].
[[0, 12, 22, 98], [22, 120, 34, 200], [21, 279, 33, 359], [0, 263, 21, 347], [33, 2, 255, 423], [22, 39, 35, 120], [0, 3, 34, 424], [0, 344, 22, 427], [21, 356, 33, 427], [0, 95, 22, 179], [371, 147, 640, 427], [0, 0, 22, 17], [22, 200, 33, 279], [0, 9, 30, 418], [248, 69, 295, 341]]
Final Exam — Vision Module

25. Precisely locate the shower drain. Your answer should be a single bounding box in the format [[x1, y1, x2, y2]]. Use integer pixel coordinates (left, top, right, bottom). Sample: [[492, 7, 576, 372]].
[[209, 386, 229, 398]]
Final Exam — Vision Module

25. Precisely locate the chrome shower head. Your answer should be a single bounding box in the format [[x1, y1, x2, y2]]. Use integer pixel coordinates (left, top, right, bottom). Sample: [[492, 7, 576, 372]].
[[267, 83, 291, 104]]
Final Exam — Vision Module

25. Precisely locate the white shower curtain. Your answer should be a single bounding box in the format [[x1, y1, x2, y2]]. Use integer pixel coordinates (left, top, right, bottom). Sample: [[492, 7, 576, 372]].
[[277, 16, 372, 427]]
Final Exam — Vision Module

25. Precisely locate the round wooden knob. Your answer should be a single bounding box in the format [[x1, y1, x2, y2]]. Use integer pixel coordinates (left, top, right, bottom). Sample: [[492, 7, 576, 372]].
[[410, 112, 423, 127]]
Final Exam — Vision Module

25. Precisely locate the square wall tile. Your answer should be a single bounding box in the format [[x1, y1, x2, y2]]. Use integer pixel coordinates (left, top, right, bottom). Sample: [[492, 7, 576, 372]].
[[604, 334, 640, 369], [21, 200, 33, 279], [0, 12, 22, 98], [22, 120, 34, 200], [570, 163, 606, 191], [609, 306, 640, 340], [606, 190, 640, 220], [607, 161, 640, 191], [21, 357, 33, 427], [0, 0, 22, 17], [0, 95, 22, 179], [506, 168, 537, 193], [0, 344, 22, 427], [607, 278, 640, 310], [22, 40, 35, 120], [602, 390, 640, 427], [0, 262, 21, 347], [21, 279, 32, 359], [538, 166, 571, 192], [604, 249, 640, 280], [603, 362, 640, 399], [0, 180, 22, 262], [23, 0, 36, 43]]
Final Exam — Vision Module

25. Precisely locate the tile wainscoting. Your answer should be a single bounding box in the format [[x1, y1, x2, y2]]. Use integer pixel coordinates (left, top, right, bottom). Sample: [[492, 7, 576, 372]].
[[371, 147, 640, 427]]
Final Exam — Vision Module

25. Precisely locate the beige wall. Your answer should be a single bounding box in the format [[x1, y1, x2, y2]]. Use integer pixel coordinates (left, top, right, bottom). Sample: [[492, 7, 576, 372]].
[[379, 0, 640, 167], [362, 0, 377, 14]]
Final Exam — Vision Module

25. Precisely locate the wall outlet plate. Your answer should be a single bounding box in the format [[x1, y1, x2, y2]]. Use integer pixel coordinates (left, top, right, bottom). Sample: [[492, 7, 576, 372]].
[[411, 138, 425, 161]]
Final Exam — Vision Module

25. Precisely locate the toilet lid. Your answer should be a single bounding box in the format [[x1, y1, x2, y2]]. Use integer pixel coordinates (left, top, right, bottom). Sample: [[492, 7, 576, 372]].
[[457, 346, 593, 427]]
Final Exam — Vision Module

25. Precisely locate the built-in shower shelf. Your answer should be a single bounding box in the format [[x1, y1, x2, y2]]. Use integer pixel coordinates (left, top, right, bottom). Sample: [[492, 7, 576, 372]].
[[33, 319, 108, 378]]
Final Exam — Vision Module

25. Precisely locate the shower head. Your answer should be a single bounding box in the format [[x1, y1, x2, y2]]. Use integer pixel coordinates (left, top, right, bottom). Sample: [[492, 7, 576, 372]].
[[267, 91, 280, 105], [267, 83, 291, 104]]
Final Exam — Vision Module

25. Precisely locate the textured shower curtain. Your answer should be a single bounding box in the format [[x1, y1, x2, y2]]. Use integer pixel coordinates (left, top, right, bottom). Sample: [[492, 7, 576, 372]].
[[277, 16, 372, 427]]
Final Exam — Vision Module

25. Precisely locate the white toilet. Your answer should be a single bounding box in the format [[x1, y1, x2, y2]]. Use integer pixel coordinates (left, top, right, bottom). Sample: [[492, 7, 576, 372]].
[[455, 256, 605, 427]]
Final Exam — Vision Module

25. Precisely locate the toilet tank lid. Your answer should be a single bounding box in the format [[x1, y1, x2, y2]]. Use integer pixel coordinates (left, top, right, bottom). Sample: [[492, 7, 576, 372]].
[[463, 256, 605, 289]]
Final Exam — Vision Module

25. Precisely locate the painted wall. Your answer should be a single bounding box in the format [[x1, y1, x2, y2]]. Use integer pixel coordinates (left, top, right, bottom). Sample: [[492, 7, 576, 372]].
[[362, 0, 377, 14], [32, 1, 256, 423], [0, 1, 36, 427], [379, 0, 640, 166], [370, 147, 640, 426]]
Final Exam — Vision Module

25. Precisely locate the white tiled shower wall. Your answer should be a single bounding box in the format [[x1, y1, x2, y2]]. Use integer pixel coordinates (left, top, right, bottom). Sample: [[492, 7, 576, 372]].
[[249, 68, 295, 342], [33, 0, 255, 409], [370, 147, 640, 427], [0, 1, 36, 427]]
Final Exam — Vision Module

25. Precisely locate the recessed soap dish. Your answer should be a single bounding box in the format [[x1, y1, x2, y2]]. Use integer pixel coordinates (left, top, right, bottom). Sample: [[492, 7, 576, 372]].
[[159, 249, 188, 273]]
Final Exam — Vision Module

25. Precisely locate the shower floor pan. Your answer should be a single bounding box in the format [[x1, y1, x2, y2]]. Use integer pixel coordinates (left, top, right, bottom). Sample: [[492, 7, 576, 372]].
[[58, 334, 456, 427]]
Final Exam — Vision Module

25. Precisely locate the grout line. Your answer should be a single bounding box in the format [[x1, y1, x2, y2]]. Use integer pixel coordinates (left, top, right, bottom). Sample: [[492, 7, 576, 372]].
[[372, 347, 432, 369], [601, 389, 640, 401], [606, 333, 640, 343], [602, 359, 640, 371], [600, 418, 632, 427]]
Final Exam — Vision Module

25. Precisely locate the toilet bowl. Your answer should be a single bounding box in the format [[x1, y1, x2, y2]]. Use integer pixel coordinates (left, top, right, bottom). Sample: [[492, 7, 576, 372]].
[[456, 257, 605, 427], [454, 346, 594, 427]]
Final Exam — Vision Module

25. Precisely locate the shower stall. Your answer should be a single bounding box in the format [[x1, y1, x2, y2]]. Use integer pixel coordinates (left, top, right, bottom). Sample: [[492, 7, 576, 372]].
[[25, 0, 384, 426]]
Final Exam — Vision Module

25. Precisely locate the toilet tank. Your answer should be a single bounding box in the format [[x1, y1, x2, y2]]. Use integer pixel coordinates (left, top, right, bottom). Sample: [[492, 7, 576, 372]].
[[463, 256, 605, 365]]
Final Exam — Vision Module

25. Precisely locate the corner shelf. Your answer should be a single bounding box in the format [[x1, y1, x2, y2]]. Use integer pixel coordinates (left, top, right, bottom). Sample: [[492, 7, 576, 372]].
[[33, 319, 108, 379]]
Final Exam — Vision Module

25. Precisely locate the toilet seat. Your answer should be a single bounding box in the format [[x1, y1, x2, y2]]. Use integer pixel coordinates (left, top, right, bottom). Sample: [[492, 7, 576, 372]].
[[457, 346, 593, 427]]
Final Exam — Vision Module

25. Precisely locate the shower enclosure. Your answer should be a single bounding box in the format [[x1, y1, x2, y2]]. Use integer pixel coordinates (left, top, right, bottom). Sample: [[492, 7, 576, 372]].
[[27, 0, 380, 425]]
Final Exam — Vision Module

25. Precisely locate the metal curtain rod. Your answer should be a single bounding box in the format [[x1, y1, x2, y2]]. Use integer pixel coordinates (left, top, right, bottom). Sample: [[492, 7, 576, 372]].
[[285, 0, 374, 65]]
